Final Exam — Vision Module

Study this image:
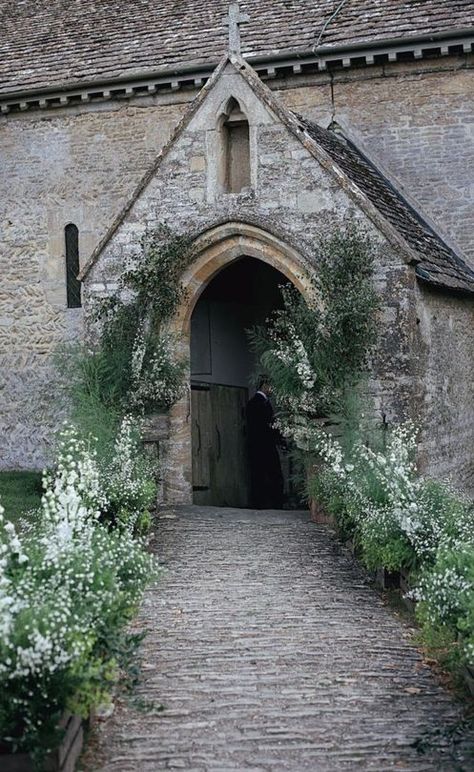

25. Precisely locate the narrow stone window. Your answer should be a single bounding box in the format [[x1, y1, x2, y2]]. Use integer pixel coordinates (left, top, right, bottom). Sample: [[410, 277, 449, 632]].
[[65, 223, 81, 308], [221, 98, 251, 193]]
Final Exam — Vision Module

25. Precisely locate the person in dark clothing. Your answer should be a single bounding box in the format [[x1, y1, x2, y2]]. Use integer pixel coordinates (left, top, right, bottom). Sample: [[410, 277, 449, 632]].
[[246, 378, 284, 509]]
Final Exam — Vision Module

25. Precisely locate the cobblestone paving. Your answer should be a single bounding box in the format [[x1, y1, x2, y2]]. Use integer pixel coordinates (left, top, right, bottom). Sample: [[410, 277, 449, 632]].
[[83, 507, 474, 771]]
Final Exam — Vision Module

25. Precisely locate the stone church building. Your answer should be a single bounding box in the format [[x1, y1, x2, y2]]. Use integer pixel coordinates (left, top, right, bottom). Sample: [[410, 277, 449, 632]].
[[1, 0, 474, 504]]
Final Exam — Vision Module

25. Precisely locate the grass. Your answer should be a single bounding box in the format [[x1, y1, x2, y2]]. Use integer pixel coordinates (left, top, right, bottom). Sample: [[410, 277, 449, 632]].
[[0, 471, 43, 526]]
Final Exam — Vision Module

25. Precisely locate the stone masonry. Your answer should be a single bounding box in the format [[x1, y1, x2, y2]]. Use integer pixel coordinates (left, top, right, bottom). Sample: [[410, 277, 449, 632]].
[[416, 286, 474, 493], [80, 57, 474, 500], [81, 506, 474, 771], [83, 59, 426, 502], [279, 59, 474, 262], [0, 49, 473, 495]]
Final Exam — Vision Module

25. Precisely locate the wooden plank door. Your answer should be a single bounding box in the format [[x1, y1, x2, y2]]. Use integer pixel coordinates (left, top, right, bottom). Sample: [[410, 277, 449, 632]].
[[191, 383, 249, 507], [191, 385, 213, 505], [211, 384, 249, 508]]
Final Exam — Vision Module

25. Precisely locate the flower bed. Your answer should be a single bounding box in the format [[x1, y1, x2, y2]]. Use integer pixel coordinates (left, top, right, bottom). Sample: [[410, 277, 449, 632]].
[[242, 216, 474, 693], [0, 420, 157, 768], [305, 421, 474, 684]]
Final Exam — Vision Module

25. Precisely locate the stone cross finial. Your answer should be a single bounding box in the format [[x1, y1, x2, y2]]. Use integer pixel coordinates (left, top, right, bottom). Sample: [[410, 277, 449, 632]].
[[226, 2, 250, 56]]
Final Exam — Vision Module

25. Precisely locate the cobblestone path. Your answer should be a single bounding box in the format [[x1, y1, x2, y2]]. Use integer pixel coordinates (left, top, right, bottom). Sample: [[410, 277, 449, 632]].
[[84, 507, 474, 771]]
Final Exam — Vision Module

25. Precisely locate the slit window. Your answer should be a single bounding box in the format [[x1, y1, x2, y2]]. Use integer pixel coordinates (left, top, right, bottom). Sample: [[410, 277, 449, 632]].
[[65, 223, 81, 308]]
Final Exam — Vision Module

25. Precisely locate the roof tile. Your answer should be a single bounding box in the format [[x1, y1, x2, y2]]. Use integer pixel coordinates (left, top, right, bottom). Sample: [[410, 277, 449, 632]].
[[0, 0, 472, 95], [298, 116, 474, 294]]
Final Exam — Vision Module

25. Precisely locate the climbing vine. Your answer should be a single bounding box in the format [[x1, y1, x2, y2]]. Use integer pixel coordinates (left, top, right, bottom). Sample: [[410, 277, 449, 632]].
[[248, 221, 380, 437], [86, 225, 194, 416]]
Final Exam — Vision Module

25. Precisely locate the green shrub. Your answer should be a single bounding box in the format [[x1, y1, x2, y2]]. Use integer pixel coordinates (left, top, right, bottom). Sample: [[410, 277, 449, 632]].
[[57, 225, 191, 429], [416, 544, 474, 668], [247, 218, 474, 683], [0, 426, 157, 765], [308, 467, 357, 542], [0, 472, 43, 528], [306, 418, 474, 674], [356, 505, 415, 572], [86, 225, 192, 417], [248, 222, 379, 425], [101, 415, 157, 533]]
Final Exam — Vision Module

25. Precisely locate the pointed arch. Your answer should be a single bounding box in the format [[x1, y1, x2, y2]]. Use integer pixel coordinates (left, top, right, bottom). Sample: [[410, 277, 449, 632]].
[[172, 221, 314, 335], [222, 96, 242, 117], [164, 221, 315, 504]]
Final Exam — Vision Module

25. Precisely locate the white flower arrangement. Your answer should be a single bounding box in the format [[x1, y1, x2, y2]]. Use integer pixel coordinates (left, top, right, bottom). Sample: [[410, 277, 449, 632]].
[[0, 424, 156, 755], [128, 329, 185, 414], [308, 418, 474, 668], [102, 414, 157, 531], [271, 323, 316, 391]]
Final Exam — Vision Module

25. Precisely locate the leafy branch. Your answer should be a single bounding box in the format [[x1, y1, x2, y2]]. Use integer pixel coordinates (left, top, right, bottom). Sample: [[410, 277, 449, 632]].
[[249, 222, 380, 423]]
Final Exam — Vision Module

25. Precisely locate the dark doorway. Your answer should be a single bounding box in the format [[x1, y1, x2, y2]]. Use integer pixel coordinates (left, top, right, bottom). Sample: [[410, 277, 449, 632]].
[[190, 257, 289, 507]]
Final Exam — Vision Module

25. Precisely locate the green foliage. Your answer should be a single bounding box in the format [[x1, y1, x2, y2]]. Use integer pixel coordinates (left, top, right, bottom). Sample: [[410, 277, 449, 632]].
[[89, 305, 139, 410], [248, 222, 379, 421], [121, 226, 194, 323], [0, 473, 43, 527], [248, 216, 474, 686], [56, 343, 122, 466], [416, 480, 474, 556], [42, 395, 156, 539], [357, 514, 414, 572], [91, 224, 192, 416], [308, 417, 416, 571], [128, 331, 188, 415], [0, 426, 157, 765], [317, 226, 379, 376], [0, 526, 155, 764], [308, 467, 356, 542], [307, 414, 474, 679], [415, 605, 464, 677], [100, 416, 157, 534], [416, 543, 474, 668], [59, 225, 192, 423]]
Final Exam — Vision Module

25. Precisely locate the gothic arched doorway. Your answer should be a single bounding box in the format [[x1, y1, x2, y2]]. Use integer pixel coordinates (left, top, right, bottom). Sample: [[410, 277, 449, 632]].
[[164, 222, 313, 505], [190, 256, 287, 507]]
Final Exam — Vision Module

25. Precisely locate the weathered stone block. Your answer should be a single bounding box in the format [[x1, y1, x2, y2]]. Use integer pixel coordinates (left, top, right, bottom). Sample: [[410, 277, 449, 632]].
[[190, 155, 206, 172], [296, 190, 332, 213], [142, 414, 170, 442]]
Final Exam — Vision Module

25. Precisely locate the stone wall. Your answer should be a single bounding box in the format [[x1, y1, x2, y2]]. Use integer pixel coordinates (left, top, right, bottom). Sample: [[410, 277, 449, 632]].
[[0, 54, 472, 475], [0, 99, 187, 468], [416, 285, 474, 494], [85, 62, 420, 502], [275, 57, 474, 263]]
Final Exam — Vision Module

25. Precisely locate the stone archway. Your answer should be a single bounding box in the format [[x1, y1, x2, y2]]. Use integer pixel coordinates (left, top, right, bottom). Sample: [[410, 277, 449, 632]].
[[162, 222, 314, 504]]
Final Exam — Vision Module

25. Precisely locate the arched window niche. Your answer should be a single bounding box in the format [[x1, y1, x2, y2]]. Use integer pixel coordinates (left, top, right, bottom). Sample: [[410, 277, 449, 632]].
[[64, 223, 82, 308], [218, 97, 251, 194]]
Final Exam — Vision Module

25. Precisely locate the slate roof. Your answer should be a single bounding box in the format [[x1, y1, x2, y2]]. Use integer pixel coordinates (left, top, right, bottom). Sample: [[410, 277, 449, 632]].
[[0, 0, 473, 96], [298, 117, 474, 294]]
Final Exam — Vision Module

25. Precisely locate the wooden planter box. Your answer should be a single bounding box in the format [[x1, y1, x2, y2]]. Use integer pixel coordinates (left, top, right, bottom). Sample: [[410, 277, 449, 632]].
[[374, 566, 401, 591], [0, 713, 85, 772]]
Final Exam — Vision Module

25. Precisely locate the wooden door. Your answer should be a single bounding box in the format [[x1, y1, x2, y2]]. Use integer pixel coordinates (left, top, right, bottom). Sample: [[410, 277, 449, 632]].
[[191, 383, 249, 507], [191, 385, 212, 504]]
